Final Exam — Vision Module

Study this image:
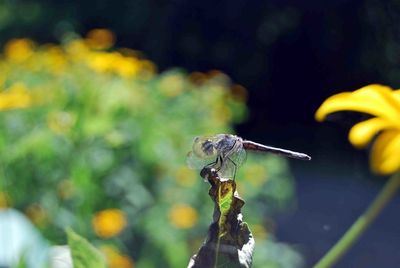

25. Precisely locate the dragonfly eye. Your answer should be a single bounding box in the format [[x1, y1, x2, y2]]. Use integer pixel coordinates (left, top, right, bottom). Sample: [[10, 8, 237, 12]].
[[192, 138, 216, 157]]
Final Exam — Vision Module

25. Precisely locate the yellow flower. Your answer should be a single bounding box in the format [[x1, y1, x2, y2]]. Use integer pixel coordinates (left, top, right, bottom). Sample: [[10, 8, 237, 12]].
[[140, 60, 157, 78], [86, 51, 142, 78], [243, 164, 268, 186], [101, 245, 134, 268], [174, 166, 197, 187], [0, 83, 33, 110], [251, 224, 269, 240], [315, 84, 400, 175], [40, 45, 67, 74], [87, 51, 119, 73], [212, 103, 232, 125], [4, 38, 35, 62], [57, 179, 75, 200], [65, 39, 90, 60], [0, 72, 5, 88], [168, 203, 198, 229], [86, 29, 115, 50], [159, 73, 185, 97], [25, 203, 48, 227], [113, 56, 141, 78], [0, 192, 11, 209], [92, 209, 127, 238]]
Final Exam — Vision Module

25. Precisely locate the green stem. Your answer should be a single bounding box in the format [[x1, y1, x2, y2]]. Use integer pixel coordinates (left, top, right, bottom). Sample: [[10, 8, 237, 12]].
[[314, 173, 400, 268]]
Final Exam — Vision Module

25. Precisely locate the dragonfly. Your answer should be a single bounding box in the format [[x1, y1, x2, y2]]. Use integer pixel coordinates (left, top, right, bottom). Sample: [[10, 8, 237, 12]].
[[187, 134, 311, 180]]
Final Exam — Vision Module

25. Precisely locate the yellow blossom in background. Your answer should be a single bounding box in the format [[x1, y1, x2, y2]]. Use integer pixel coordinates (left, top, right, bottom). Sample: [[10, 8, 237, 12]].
[[251, 224, 269, 240], [87, 51, 119, 73], [0, 72, 5, 88], [25, 203, 48, 227], [60, 30, 155, 78], [138, 60, 156, 77], [168, 203, 198, 229], [316, 84, 400, 175], [86, 51, 142, 78], [40, 45, 67, 74], [57, 179, 75, 200], [92, 209, 127, 238], [117, 48, 156, 77], [4, 38, 35, 62], [175, 166, 197, 187], [243, 164, 268, 186], [113, 56, 141, 78], [0, 83, 33, 110], [101, 245, 134, 268], [159, 73, 185, 97], [213, 103, 232, 126], [86, 29, 115, 50], [0, 192, 11, 208], [65, 39, 90, 62]]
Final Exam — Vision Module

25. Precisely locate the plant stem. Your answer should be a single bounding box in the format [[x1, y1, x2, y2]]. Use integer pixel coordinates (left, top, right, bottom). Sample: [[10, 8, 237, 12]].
[[314, 173, 400, 268]]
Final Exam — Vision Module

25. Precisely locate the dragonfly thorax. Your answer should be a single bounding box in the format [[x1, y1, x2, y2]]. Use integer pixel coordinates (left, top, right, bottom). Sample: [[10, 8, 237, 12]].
[[214, 134, 242, 156]]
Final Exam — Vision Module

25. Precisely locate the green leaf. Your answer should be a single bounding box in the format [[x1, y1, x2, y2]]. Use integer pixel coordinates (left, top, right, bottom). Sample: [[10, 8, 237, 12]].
[[66, 228, 107, 268]]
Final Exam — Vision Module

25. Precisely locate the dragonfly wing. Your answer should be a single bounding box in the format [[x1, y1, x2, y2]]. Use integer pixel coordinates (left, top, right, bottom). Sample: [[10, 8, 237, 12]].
[[191, 135, 219, 158], [230, 146, 247, 167], [218, 147, 247, 179], [186, 151, 218, 170]]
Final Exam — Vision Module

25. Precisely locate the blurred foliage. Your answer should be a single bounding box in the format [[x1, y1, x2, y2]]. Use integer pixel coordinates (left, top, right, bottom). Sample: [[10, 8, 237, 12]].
[[2, 0, 400, 132], [0, 0, 302, 89], [67, 228, 107, 268], [0, 29, 300, 268]]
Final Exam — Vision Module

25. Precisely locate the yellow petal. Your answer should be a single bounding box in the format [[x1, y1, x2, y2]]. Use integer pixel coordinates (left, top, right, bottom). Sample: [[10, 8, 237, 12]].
[[348, 118, 395, 149], [315, 84, 400, 122], [168, 203, 198, 229], [370, 130, 400, 175]]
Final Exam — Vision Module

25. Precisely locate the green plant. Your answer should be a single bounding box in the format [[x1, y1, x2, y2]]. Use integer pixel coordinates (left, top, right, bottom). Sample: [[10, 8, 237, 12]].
[[0, 30, 300, 268]]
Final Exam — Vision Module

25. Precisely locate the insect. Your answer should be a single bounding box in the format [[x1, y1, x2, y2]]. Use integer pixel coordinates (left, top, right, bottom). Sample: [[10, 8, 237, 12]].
[[187, 134, 311, 179]]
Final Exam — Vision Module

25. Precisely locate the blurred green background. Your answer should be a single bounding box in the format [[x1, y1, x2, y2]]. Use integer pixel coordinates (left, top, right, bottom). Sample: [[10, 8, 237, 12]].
[[0, 27, 302, 268], [1, 0, 400, 267]]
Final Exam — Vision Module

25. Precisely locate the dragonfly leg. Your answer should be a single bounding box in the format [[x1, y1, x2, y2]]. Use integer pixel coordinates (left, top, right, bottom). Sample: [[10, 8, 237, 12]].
[[205, 155, 222, 170], [214, 155, 224, 173]]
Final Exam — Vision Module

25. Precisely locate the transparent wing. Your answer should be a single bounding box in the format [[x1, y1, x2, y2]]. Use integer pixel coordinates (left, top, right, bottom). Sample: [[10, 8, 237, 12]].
[[186, 151, 218, 170], [218, 147, 247, 179], [191, 135, 220, 158], [187, 134, 220, 170], [229, 145, 247, 167]]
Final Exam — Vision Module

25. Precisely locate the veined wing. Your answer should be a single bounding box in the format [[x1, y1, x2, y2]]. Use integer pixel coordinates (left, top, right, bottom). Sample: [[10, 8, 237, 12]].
[[187, 135, 220, 170], [217, 145, 247, 179], [186, 150, 218, 170], [190, 135, 221, 158]]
